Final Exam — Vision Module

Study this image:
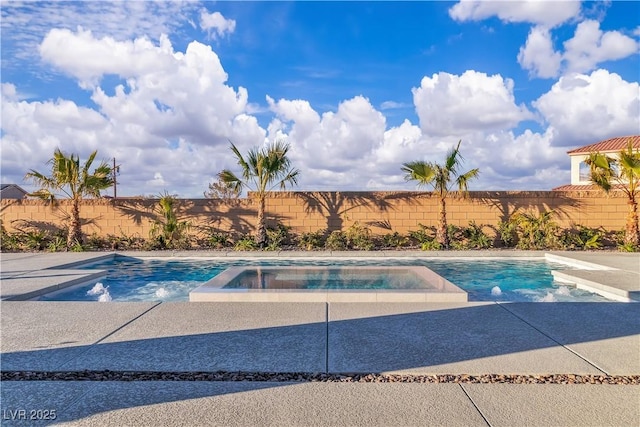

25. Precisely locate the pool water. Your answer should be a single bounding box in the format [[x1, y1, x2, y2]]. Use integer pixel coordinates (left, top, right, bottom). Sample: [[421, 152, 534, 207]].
[[37, 256, 612, 303]]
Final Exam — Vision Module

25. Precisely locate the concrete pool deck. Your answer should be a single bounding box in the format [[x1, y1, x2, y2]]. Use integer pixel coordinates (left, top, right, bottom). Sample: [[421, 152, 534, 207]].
[[1, 250, 639, 426]]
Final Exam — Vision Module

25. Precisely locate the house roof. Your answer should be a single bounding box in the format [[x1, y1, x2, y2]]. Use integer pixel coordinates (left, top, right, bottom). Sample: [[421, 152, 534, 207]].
[[552, 184, 625, 192], [567, 135, 640, 155], [0, 184, 27, 193]]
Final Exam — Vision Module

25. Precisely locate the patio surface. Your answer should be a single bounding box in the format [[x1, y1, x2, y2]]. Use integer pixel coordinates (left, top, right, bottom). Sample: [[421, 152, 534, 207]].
[[1, 250, 638, 426]]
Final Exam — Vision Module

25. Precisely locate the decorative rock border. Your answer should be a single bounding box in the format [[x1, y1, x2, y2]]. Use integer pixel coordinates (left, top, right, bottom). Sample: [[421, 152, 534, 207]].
[[2, 371, 638, 385]]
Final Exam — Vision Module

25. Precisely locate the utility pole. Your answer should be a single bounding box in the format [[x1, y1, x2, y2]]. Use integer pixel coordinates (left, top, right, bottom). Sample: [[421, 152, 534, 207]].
[[113, 158, 120, 199]]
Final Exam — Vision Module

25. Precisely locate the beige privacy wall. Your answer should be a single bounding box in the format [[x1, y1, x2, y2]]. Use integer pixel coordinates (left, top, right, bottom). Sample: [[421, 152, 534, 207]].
[[0, 191, 630, 238]]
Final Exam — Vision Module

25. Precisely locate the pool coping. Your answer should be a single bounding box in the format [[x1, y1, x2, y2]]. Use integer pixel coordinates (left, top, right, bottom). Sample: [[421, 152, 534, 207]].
[[189, 266, 468, 303]]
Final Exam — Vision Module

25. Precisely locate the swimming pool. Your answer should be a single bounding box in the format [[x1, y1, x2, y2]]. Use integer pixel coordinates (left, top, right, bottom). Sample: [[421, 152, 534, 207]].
[[36, 256, 612, 303]]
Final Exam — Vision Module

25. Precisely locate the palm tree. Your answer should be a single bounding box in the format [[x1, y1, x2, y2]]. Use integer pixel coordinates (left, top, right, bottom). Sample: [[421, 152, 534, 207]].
[[401, 140, 479, 248], [585, 140, 640, 248], [25, 148, 113, 248], [219, 140, 300, 247]]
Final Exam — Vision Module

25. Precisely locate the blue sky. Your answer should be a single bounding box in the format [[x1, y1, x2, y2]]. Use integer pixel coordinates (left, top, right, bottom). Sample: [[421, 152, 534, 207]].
[[1, 1, 639, 197]]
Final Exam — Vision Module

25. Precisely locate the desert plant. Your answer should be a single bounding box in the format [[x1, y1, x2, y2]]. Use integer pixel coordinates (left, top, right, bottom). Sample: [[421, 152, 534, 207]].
[[345, 222, 374, 250], [265, 223, 293, 251], [0, 224, 20, 252], [510, 210, 561, 250], [25, 149, 113, 248], [560, 225, 603, 250], [408, 224, 440, 250], [380, 232, 409, 249], [69, 239, 85, 252], [446, 224, 466, 250], [496, 220, 518, 248], [219, 140, 300, 247], [149, 192, 191, 249], [47, 236, 67, 252], [402, 140, 479, 248], [421, 240, 442, 251], [207, 231, 233, 249], [585, 140, 640, 248], [21, 229, 50, 251], [462, 221, 492, 249], [234, 235, 258, 251], [298, 230, 326, 250], [325, 230, 348, 250]]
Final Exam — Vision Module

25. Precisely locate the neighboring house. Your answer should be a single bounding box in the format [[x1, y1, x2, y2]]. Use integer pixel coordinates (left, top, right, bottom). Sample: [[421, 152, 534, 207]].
[[553, 135, 640, 191], [0, 184, 28, 199]]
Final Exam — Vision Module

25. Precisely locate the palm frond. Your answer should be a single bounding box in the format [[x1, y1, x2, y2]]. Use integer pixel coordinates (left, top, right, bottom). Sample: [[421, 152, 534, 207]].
[[218, 169, 244, 194], [401, 161, 436, 187]]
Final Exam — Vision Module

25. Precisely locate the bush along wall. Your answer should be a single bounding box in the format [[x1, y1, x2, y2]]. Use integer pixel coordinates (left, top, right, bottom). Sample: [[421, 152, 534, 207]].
[[0, 190, 634, 252]]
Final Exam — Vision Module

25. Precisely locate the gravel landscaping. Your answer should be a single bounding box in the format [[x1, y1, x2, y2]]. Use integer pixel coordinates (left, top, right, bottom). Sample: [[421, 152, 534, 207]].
[[2, 371, 639, 385]]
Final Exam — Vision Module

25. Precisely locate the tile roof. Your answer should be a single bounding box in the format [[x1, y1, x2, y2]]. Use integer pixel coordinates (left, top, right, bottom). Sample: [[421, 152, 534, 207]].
[[567, 135, 640, 154], [552, 184, 626, 192]]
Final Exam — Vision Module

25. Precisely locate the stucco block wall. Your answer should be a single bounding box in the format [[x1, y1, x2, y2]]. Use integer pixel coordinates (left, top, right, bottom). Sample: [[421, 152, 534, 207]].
[[0, 191, 629, 238]]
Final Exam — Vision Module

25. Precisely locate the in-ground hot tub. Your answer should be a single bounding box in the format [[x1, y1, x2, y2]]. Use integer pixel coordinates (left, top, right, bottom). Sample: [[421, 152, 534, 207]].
[[189, 266, 467, 302]]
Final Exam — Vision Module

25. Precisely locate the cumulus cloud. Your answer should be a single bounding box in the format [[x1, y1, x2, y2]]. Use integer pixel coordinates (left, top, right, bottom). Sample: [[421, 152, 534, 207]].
[[1, 1, 198, 74], [2, 27, 267, 197], [268, 95, 387, 179], [39, 27, 260, 149], [533, 69, 640, 147], [449, 0, 581, 27], [412, 71, 533, 136], [518, 26, 562, 78], [39, 28, 177, 89], [199, 10, 236, 39], [562, 20, 639, 74]]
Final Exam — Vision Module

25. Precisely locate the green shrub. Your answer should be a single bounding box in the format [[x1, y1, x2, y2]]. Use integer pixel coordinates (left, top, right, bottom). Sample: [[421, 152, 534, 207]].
[[47, 236, 67, 252], [462, 221, 492, 249], [421, 240, 442, 251], [325, 230, 348, 250], [408, 224, 435, 246], [234, 235, 258, 251], [0, 224, 21, 252], [380, 232, 409, 249], [560, 225, 603, 250], [265, 224, 293, 251], [207, 232, 233, 249], [497, 220, 517, 248], [510, 210, 562, 250], [345, 222, 374, 250], [298, 230, 326, 250], [618, 242, 638, 252]]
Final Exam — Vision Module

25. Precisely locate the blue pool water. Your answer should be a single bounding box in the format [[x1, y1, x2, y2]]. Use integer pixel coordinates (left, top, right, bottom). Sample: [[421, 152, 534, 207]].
[[37, 256, 612, 303]]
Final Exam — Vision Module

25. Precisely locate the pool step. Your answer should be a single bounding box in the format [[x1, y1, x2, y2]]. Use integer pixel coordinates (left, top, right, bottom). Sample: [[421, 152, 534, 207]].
[[552, 270, 639, 302]]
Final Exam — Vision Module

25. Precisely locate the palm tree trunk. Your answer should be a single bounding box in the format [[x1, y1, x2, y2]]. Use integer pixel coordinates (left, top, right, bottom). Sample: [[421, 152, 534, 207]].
[[437, 197, 449, 249], [625, 197, 639, 247], [256, 196, 267, 248], [68, 198, 82, 248]]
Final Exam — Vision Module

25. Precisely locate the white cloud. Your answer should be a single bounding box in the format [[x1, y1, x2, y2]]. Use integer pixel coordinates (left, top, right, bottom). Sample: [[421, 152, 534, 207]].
[[380, 101, 410, 110], [199, 10, 236, 39], [562, 20, 639, 74], [533, 69, 640, 147], [38, 28, 259, 148], [412, 71, 533, 136], [1, 1, 198, 75], [449, 0, 581, 27], [518, 26, 562, 78], [2, 27, 266, 197], [39, 28, 178, 89]]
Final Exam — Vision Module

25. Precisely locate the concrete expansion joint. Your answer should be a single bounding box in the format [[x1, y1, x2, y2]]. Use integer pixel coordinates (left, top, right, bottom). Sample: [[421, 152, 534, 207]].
[[495, 302, 610, 376], [459, 383, 492, 427]]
